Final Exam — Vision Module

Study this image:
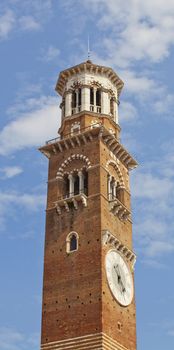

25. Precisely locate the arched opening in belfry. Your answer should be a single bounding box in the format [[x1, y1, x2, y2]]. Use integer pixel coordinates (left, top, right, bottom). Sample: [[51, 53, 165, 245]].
[[110, 97, 114, 117], [90, 88, 94, 109], [96, 89, 101, 106], [83, 170, 88, 196], [74, 173, 80, 195], [64, 175, 69, 198], [78, 88, 81, 107], [72, 91, 76, 109]]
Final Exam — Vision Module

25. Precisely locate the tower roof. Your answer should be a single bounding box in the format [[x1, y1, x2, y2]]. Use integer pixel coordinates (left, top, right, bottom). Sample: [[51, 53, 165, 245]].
[[55, 61, 124, 97]]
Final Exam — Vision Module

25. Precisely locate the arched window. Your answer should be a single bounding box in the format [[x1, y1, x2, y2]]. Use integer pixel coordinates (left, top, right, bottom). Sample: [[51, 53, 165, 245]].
[[66, 232, 79, 253], [62, 169, 89, 199], [70, 234, 77, 251], [108, 175, 118, 201]]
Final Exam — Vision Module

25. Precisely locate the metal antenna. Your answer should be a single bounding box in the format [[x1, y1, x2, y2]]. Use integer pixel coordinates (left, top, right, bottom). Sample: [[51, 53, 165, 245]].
[[87, 35, 91, 60]]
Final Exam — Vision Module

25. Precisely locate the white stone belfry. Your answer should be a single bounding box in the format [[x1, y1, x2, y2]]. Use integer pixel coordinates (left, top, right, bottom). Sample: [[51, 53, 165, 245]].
[[56, 61, 123, 124]]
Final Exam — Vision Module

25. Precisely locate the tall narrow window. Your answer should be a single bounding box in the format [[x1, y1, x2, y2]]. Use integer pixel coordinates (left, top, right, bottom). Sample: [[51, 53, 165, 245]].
[[110, 178, 116, 200], [78, 88, 81, 106], [66, 232, 79, 253], [96, 89, 101, 106], [84, 171, 88, 196], [90, 88, 94, 105], [72, 91, 76, 109], [74, 174, 79, 195], [110, 98, 114, 116], [64, 176, 69, 198], [70, 234, 77, 251]]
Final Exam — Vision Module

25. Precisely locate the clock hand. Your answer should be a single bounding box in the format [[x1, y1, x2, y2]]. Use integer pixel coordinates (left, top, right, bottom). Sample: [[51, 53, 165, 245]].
[[114, 265, 124, 295], [114, 265, 121, 283], [115, 265, 126, 293], [120, 279, 126, 293]]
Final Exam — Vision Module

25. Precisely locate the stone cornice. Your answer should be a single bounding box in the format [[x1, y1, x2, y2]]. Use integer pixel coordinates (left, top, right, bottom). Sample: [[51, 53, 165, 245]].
[[55, 60, 124, 97], [39, 125, 138, 170]]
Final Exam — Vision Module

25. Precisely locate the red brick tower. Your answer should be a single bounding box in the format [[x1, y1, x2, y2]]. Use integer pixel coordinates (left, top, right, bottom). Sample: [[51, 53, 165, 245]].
[[39, 60, 138, 350]]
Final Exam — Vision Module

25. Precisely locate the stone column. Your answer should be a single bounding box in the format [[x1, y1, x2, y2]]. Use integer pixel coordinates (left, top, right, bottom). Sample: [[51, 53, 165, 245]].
[[68, 174, 74, 197], [82, 86, 90, 111], [114, 99, 119, 124], [78, 171, 84, 193], [108, 175, 112, 201], [93, 87, 97, 112], [65, 92, 72, 117], [61, 105, 65, 121], [75, 90, 79, 113], [101, 91, 110, 115], [113, 181, 117, 199]]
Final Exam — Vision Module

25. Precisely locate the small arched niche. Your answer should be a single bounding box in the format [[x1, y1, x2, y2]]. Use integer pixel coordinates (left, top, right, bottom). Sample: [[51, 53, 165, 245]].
[[66, 232, 79, 253]]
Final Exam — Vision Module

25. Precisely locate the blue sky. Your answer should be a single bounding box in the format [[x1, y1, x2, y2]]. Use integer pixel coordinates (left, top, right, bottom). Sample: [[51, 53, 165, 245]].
[[0, 0, 174, 349]]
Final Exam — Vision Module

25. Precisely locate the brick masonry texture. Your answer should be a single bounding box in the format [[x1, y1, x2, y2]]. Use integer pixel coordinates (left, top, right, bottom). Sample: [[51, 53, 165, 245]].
[[40, 113, 136, 350]]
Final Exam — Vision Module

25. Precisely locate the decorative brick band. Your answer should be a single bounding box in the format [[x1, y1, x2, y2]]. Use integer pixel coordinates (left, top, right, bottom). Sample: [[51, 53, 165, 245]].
[[41, 332, 129, 350], [57, 154, 91, 179]]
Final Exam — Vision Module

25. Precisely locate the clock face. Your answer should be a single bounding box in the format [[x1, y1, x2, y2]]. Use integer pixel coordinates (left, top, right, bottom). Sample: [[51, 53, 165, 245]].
[[105, 250, 134, 306]]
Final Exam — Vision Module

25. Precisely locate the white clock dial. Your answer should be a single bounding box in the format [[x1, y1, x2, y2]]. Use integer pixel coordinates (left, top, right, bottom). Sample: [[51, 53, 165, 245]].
[[105, 250, 134, 306]]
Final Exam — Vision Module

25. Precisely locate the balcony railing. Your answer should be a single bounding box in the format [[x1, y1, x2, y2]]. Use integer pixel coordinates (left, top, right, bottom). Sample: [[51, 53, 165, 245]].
[[90, 105, 94, 112], [45, 123, 102, 145], [96, 106, 101, 113], [57, 188, 88, 201], [55, 190, 88, 214], [72, 106, 81, 114]]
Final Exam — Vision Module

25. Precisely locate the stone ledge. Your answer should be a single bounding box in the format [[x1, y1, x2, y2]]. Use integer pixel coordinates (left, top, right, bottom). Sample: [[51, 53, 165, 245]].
[[41, 332, 129, 350], [109, 197, 131, 221], [55, 193, 87, 215], [102, 230, 136, 269]]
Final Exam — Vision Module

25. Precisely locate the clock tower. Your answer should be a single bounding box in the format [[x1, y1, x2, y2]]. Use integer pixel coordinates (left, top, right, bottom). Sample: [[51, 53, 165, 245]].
[[39, 60, 138, 350]]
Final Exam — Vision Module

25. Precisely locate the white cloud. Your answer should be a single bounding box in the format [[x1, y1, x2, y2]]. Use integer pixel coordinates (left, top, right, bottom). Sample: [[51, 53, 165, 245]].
[[0, 191, 45, 211], [19, 16, 40, 31], [146, 241, 174, 257], [0, 327, 39, 350], [76, 0, 174, 67], [40, 45, 60, 62], [119, 101, 138, 121], [0, 190, 46, 231], [0, 10, 15, 39], [0, 166, 23, 179], [132, 172, 173, 199], [120, 69, 159, 97], [141, 258, 167, 269], [0, 327, 23, 350], [0, 96, 60, 155], [153, 93, 174, 115], [0, 0, 54, 39], [131, 152, 174, 260]]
